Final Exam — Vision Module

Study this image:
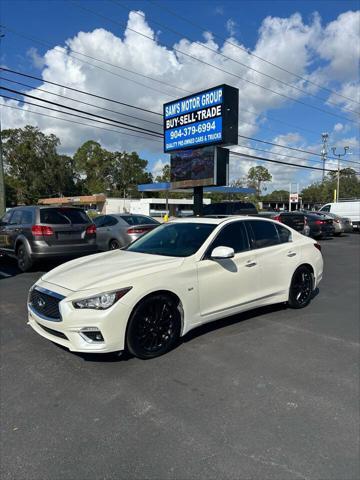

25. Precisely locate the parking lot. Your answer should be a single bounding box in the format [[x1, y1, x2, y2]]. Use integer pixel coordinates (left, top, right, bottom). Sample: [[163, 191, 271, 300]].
[[1, 234, 359, 480]]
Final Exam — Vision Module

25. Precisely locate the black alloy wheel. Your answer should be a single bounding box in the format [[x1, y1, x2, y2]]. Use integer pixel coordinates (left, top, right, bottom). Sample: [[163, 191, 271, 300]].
[[109, 239, 120, 250], [288, 266, 313, 309], [126, 294, 181, 359], [17, 244, 33, 272]]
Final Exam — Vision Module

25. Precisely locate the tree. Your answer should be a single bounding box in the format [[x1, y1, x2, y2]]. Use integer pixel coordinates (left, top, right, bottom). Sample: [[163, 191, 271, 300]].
[[262, 189, 289, 201], [247, 166, 272, 197], [73, 140, 113, 194], [2, 126, 79, 205], [110, 151, 152, 199], [301, 168, 360, 203], [155, 164, 170, 183]]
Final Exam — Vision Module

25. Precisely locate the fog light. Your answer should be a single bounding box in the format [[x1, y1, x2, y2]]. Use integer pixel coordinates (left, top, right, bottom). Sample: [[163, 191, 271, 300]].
[[80, 327, 104, 343]]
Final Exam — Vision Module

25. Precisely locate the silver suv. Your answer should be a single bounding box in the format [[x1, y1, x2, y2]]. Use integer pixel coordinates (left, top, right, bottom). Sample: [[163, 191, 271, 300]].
[[0, 206, 98, 271]]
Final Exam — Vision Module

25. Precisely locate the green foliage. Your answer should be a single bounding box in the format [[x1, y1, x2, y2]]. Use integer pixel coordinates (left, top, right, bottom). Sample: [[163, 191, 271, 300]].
[[155, 164, 170, 183], [2, 126, 80, 205], [301, 168, 360, 202], [247, 166, 272, 197], [262, 189, 289, 201]]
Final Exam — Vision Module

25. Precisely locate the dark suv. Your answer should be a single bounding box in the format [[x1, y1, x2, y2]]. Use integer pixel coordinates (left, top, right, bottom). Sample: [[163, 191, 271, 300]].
[[202, 201, 257, 216], [0, 206, 97, 271]]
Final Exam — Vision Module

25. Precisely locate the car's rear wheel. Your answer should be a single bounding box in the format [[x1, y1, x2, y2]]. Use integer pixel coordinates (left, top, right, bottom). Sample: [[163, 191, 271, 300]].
[[17, 244, 33, 272], [126, 294, 181, 359], [109, 239, 120, 250], [288, 266, 313, 309]]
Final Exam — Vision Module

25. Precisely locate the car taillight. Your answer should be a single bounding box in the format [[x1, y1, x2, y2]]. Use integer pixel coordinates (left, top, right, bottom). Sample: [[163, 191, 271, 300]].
[[86, 224, 96, 235], [314, 243, 321, 252], [31, 225, 54, 236], [314, 220, 325, 225], [127, 227, 148, 234], [273, 215, 281, 222]]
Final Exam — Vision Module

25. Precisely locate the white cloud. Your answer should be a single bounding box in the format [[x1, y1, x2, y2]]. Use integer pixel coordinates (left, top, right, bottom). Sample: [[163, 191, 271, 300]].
[[1, 7, 358, 189], [26, 47, 45, 69], [152, 159, 169, 179], [333, 123, 343, 132], [226, 19, 237, 37]]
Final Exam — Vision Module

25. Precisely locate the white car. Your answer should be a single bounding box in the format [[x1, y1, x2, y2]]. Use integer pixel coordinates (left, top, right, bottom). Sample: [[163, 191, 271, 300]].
[[27, 217, 323, 359]]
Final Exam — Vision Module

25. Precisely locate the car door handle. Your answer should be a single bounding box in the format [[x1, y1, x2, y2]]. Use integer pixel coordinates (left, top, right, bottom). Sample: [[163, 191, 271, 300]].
[[287, 251, 297, 257], [245, 260, 257, 267]]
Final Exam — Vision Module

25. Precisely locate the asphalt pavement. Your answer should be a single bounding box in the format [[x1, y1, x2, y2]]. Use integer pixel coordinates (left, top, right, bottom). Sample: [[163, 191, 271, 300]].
[[1, 234, 359, 480]]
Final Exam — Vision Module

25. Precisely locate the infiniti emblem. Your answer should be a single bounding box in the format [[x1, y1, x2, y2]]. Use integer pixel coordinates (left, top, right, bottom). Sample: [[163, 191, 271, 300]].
[[37, 298, 46, 308]]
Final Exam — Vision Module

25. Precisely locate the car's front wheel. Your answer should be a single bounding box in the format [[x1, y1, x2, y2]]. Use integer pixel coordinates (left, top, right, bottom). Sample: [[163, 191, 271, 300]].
[[109, 239, 120, 250], [288, 265, 313, 309], [17, 244, 33, 272], [126, 294, 181, 359]]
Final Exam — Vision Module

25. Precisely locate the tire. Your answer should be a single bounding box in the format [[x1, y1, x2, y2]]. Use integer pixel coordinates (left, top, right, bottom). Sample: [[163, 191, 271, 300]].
[[109, 239, 120, 250], [126, 294, 181, 359], [288, 266, 313, 309], [17, 244, 33, 272], [334, 232, 342, 237]]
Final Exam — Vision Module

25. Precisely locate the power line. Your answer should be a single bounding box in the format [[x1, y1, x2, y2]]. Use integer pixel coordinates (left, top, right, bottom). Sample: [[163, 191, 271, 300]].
[[112, 1, 360, 115], [2, 69, 359, 166], [4, 98, 357, 174], [0, 86, 163, 137], [1, 103, 162, 143], [229, 150, 337, 173], [0, 76, 162, 126], [72, 1, 359, 124], [2, 26, 177, 99], [0, 94, 161, 138], [149, 0, 360, 106], [237, 134, 360, 165], [0, 67, 162, 116]]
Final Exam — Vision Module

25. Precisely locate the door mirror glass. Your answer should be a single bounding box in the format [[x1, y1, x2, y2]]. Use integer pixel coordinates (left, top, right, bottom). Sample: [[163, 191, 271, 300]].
[[210, 246, 235, 259]]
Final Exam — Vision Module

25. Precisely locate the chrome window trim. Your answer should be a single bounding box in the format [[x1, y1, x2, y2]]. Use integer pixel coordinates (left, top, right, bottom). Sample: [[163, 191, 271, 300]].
[[33, 285, 65, 300]]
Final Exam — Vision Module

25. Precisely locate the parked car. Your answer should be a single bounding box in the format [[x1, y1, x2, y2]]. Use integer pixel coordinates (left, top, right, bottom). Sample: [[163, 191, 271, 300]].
[[319, 201, 360, 230], [0, 206, 97, 272], [203, 201, 257, 216], [93, 214, 160, 251], [313, 211, 352, 236], [274, 212, 335, 239], [27, 217, 323, 359]]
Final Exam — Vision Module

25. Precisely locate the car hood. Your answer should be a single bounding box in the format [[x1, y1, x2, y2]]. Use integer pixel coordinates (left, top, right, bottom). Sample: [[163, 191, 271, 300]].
[[41, 250, 184, 291]]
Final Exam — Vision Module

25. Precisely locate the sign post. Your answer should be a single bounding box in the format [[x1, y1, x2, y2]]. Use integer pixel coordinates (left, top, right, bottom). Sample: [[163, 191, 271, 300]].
[[163, 84, 239, 215]]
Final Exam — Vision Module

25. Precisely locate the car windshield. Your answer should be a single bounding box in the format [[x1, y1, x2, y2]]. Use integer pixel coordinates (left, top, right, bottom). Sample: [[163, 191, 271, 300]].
[[126, 222, 216, 257]]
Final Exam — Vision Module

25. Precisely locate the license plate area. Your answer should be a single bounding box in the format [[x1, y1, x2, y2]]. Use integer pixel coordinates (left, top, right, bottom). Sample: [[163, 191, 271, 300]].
[[56, 231, 82, 241]]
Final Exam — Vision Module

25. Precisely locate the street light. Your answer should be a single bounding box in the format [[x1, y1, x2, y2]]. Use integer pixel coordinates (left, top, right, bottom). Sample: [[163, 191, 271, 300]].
[[331, 146, 349, 202]]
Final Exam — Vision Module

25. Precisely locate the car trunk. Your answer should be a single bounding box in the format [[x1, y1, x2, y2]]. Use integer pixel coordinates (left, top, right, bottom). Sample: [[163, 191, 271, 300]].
[[38, 208, 93, 245]]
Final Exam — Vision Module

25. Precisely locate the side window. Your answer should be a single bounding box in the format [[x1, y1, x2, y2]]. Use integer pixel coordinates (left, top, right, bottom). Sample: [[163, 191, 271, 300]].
[[247, 220, 280, 249], [321, 205, 330, 212], [276, 224, 292, 243], [1, 210, 13, 225], [207, 221, 249, 255], [9, 210, 23, 225], [102, 216, 118, 227], [93, 216, 105, 227], [21, 210, 33, 224]]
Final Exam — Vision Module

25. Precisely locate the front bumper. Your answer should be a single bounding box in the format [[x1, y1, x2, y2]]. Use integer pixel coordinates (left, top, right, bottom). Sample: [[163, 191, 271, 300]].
[[27, 282, 132, 353]]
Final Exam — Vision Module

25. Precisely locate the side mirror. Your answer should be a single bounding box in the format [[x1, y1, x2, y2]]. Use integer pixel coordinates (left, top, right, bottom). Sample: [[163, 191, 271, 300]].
[[210, 246, 235, 259]]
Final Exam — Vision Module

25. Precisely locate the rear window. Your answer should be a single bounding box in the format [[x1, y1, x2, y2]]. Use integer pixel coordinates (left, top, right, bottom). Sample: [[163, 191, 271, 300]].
[[120, 215, 159, 226], [40, 208, 90, 225]]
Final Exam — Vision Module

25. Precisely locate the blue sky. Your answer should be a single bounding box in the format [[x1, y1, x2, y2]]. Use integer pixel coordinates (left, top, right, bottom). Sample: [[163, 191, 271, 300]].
[[1, 0, 359, 191]]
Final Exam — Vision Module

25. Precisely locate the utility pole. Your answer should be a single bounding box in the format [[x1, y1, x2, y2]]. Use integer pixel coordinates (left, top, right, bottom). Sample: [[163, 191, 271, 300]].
[[321, 132, 329, 182], [0, 30, 5, 215], [331, 146, 349, 202]]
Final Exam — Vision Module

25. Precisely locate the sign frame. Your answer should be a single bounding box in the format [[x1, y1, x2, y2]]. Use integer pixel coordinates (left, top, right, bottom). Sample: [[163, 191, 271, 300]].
[[163, 84, 238, 153]]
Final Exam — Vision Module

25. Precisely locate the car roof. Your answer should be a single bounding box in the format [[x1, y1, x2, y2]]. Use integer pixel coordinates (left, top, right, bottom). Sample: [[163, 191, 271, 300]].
[[171, 215, 268, 225]]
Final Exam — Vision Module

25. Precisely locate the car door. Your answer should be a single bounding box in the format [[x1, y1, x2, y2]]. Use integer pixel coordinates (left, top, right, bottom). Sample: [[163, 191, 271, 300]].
[[0, 210, 14, 250], [94, 215, 119, 250], [245, 220, 300, 298], [197, 220, 260, 317], [4, 209, 23, 252]]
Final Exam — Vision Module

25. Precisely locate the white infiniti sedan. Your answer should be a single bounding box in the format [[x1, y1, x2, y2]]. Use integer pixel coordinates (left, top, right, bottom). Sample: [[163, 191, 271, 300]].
[[27, 217, 323, 359]]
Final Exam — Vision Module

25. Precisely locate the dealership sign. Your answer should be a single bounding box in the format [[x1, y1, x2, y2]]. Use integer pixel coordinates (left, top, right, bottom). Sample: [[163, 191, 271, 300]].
[[163, 84, 238, 153]]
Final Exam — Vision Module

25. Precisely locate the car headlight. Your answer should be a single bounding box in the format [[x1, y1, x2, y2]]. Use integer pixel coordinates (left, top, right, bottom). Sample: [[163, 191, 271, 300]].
[[73, 287, 132, 310]]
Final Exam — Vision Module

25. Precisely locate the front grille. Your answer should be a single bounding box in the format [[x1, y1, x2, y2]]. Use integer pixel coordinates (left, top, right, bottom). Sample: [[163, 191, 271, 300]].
[[29, 288, 62, 320], [37, 323, 68, 340]]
